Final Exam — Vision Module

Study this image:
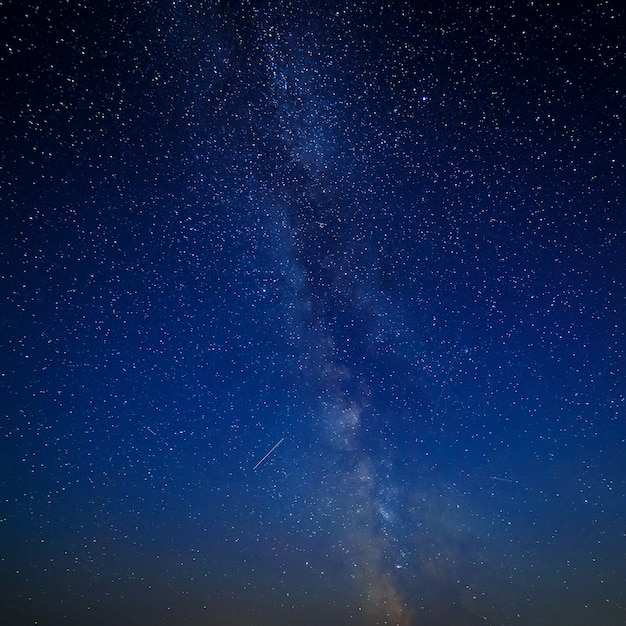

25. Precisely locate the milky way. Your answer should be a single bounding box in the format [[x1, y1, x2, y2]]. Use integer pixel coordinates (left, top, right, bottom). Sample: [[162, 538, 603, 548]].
[[1, 2, 625, 625]]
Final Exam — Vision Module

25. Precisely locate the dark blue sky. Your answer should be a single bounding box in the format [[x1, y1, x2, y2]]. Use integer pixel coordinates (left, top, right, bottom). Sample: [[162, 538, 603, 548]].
[[1, 1, 625, 624]]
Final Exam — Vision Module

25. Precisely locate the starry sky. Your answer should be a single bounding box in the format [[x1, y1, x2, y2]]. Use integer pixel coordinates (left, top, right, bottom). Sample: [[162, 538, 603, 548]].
[[1, 1, 625, 625]]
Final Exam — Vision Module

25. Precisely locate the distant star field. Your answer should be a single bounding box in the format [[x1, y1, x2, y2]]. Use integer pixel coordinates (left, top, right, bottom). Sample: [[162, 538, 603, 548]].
[[1, 1, 625, 625]]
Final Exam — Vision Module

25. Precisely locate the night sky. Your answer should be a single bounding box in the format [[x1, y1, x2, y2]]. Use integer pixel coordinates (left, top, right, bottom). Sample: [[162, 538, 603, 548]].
[[1, 1, 625, 625]]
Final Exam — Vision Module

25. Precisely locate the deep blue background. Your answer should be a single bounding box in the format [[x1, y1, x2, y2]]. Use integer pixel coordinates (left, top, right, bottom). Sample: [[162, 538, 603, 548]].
[[1, 1, 625, 624]]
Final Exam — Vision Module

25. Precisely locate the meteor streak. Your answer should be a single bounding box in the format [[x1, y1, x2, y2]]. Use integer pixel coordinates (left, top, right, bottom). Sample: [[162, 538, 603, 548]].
[[253, 437, 285, 471]]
